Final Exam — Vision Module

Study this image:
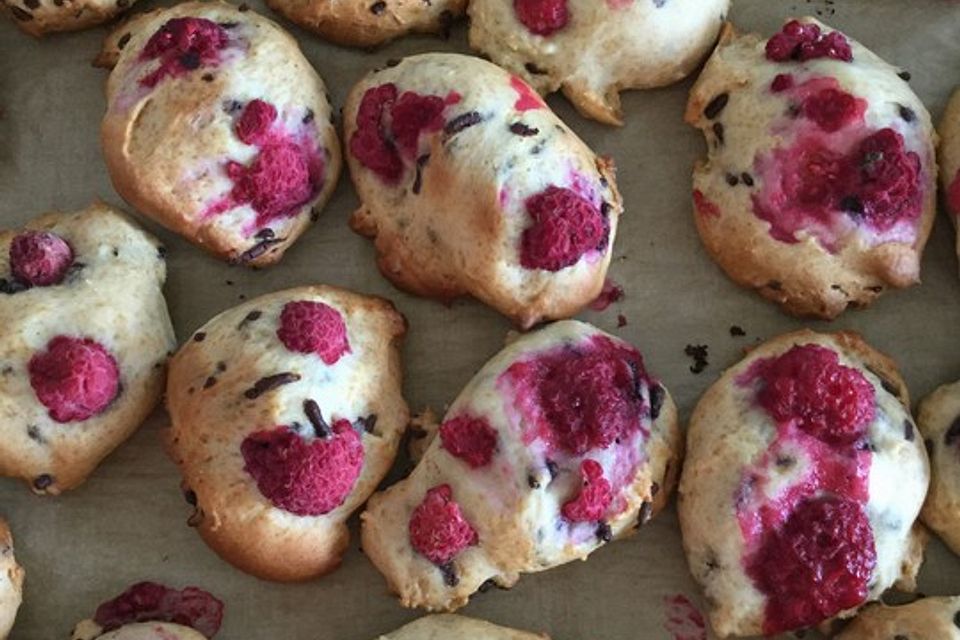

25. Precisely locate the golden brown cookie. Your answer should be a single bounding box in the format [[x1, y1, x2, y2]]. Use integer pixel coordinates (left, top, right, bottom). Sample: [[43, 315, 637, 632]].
[[836, 597, 960, 640], [377, 615, 548, 639], [917, 380, 960, 555], [1, 0, 139, 37]]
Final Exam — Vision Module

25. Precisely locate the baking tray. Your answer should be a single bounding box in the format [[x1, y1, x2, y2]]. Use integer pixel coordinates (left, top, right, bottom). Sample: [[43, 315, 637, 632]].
[[1, 0, 959, 637]]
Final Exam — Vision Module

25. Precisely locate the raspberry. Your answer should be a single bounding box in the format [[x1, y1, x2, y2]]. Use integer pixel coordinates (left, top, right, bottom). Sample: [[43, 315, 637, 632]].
[[757, 344, 875, 445], [561, 459, 613, 522], [439, 415, 498, 468], [801, 88, 865, 132], [276, 300, 350, 365], [854, 128, 923, 229], [765, 20, 853, 63], [505, 335, 648, 455], [511, 75, 545, 112], [93, 582, 224, 637], [9, 230, 73, 287], [408, 484, 478, 565], [770, 73, 794, 93], [389, 91, 448, 157], [513, 0, 569, 36], [520, 186, 608, 271], [28, 336, 119, 423], [747, 496, 876, 635], [235, 99, 277, 145], [241, 420, 363, 516], [693, 189, 720, 217], [139, 18, 229, 88]]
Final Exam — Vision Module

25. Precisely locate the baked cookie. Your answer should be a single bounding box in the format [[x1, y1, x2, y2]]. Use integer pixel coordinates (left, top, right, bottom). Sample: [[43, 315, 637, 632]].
[[71, 581, 223, 639], [0, 521, 23, 640], [468, 0, 727, 125], [377, 615, 548, 639], [939, 88, 960, 265], [264, 0, 464, 47], [917, 380, 960, 555], [166, 285, 408, 581], [361, 320, 680, 611], [835, 596, 960, 640], [678, 330, 929, 637], [0, 203, 175, 495], [686, 18, 936, 318], [1, 0, 139, 37], [98, 2, 341, 267], [344, 53, 623, 329]]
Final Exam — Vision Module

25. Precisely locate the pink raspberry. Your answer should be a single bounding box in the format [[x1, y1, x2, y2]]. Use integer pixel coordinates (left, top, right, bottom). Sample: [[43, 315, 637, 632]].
[[561, 459, 613, 522], [801, 88, 865, 132], [520, 186, 608, 271], [94, 581, 224, 637], [765, 20, 853, 63], [9, 230, 73, 287], [241, 420, 363, 516], [854, 128, 923, 229], [409, 484, 478, 565], [389, 91, 448, 157], [747, 496, 876, 635], [770, 73, 794, 93], [139, 17, 229, 88], [439, 415, 498, 468], [276, 300, 350, 365], [235, 99, 277, 145], [28, 336, 119, 423], [757, 344, 875, 445], [514, 0, 569, 36]]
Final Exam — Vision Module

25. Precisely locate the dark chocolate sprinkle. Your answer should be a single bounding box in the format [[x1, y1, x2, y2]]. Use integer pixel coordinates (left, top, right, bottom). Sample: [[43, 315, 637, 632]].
[[445, 111, 483, 135], [546, 459, 559, 479], [157, 245, 167, 259], [203, 376, 217, 389], [525, 62, 548, 75], [775, 455, 795, 468], [179, 52, 201, 70], [712, 122, 724, 145], [596, 522, 613, 543], [238, 310, 262, 329], [26, 425, 43, 444], [740, 172, 754, 187], [898, 71, 911, 82], [302, 109, 315, 124], [33, 474, 53, 490], [684, 344, 709, 374], [202, 73, 214, 82], [648, 384, 665, 421], [354, 414, 378, 434], [370, 0, 386, 13], [10, 6, 32, 21], [946, 416, 960, 447], [637, 501, 653, 527], [304, 399, 331, 438], [193, 332, 206, 342], [412, 154, 430, 195], [509, 122, 539, 137], [898, 104, 916, 122], [650, 482, 660, 497], [729, 325, 746, 337], [527, 474, 540, 489], [233, 236, 282, 264], [23, 0, 38, 9], [703, 93, 729, 120], [255, 228, 275, 240], [219, 21, 239, 28], [953, 610, 960, 628], [840, 195, 864, 215], [243, 372, 301, 399], [725, 173, 739, 186], [0, 279, 27, 295], [438, 562, 458, 586], [183, 489, 198, 506], [217, 361, 227, 372], [223, 100, 243, 114], [903, 420, 915, 442]]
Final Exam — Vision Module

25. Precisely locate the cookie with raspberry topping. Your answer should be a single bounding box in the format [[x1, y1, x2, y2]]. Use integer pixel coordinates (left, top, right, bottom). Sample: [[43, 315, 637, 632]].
[[165, 285, 408, 581], [679, 330, 928, 637], [916, 381, 960, 556], [0, 203, 174, 495], [377, 614, 550, 639], [685, 19, 936, 318], [361, 320, 680, 611], [468, 0, 728, 125], [345, 54, 623, 329], [98, 2, 341, 267]]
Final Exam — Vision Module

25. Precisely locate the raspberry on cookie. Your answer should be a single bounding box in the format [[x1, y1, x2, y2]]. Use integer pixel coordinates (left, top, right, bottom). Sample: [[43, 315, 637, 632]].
[[165, 286, 408, 581], [344, 54, 623, 329], [686, 19, 936, 318], [376, 614, 549, 639], [0, 203, 175, 494], [916, 381, 960, 556], [97, 2, 341, 267], [361, 320, 680, 611], [678, 330, 928, 637], [468, 0, 728, 125]]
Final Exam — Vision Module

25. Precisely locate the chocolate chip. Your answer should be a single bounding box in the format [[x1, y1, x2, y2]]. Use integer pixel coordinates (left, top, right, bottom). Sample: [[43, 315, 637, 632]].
[[438, 562, 458, 586], [839, 195, 864, 215], [354, 414, 378, 434], [412, 153, 430, 195], [202, 73, 214, 82], [193, 332, 206, 342], [546, 459, 559, 479], [636, 501, 652, 527], [775, 455, 795, 468], [596, 522, 613, 542], [478, 578, 501, 592], [712, 122, 724, 145], [217, 361, 227, 372], [729, 325, 745, 337], [10, 6, 33, 21], [243, 372, 301, 399], [238, 310, 262, 329], [509, 122, 539, 136], [157, 245, 167, 259], [369, 0, 386, 13], [304, 399, 331, 438], [703, 93, 729, 120], [898, 104, 916, 123], [26, 425, 43, 444], [740, 172, 754, 187], [650, 481, 660, 497], [0, 279, 27, 295], [33, 474, 53, 490], [219, 21, 239, 28], [302, 109, 315, 124], [524, 62, 548, 75], [684, 344, 709, 374], [255, 228, 275, 240], [445, 111, 482, 135], [179, 52, 201, 70], [233, 236, 282, 264], [945, 416, 960, 447], [183, 489, 197, 506], [725, 173, 739, 186], [898, 70, 911, 82], [223, 100, 243, 114], [953, 609, 960, 628], [527, 474, 540, 489], [203, 376, 217, 389], [648, 383, 665, 421]]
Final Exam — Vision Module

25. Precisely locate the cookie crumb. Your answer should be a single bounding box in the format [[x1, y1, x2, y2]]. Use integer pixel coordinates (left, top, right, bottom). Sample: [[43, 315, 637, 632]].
[[729, 325, 745, 337], [684, 344, 709, 374]]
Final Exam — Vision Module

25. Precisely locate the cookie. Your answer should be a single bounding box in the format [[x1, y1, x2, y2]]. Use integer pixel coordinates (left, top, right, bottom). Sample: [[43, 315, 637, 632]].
[[264, 0, 464, 47], [917, 380, 960, 555], [166, 285, 408, 581], [344, 53, 623, 329], [98, 2, 342, 267], [1, 0, 139, 36], [686, 18, 936, 318], [938, 88, 960, 265], [468, 0, 727, 125], [361, 320, 680, 611], [0, 203, 175, 495], [678, 330, 928, 637], [377, 615, 548, 639], [0, 521, 23, 640], [835, 596, 960, 640], [71, 581, 223, 639]]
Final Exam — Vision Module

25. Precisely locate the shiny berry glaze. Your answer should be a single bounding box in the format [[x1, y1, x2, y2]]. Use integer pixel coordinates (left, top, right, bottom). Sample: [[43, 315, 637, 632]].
[[139, 18, 229, 88], [561, 459, 613, 522], [520, 186, 608, 271], [409, 484, 478, 564], [93, 581, 224, 637], [9, 230, 73, 287], [439, 415, 498, 468], [513, 0, 569, 36], [765, 20, 853, 63], [28, 336, 119, 423], [276, 300, 350, 365]]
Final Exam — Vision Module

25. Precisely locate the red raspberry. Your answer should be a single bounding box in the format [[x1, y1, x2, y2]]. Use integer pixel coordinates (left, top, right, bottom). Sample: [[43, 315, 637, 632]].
[[389, 91, 448, 157], [770, 73, 794, 93], [439, 415, 498, 468], [765, 20, 852, 63], [276, 300, 350, 365], [520, 186, 608, 271], [408, 484, 478, 565], [747, 496, 876, 635], [693, 189, 721, 217], [241, 420, 363, 516], [757, 344, 875, 445], [93, 581, 224, 637], [9, 230, 73, 287], [350, 84, 403, 183], [514, 0, 569, 36], [28, 336, 119, 423], [801, 88, 865, 132], [235, 99, 277, 145], [139, 18, 229, 88], [854, 128, 923, 229], [561, 459, 613, 522]]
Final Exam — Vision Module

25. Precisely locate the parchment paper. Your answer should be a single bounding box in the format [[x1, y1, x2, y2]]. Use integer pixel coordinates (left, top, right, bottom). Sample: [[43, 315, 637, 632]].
[[0, 0, 958, 638]]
